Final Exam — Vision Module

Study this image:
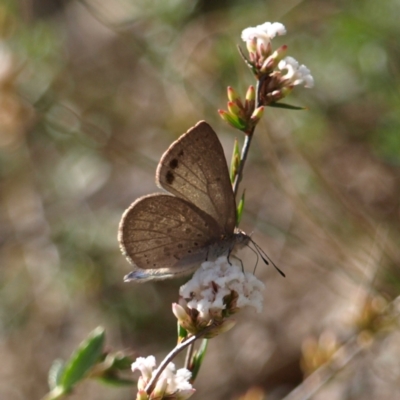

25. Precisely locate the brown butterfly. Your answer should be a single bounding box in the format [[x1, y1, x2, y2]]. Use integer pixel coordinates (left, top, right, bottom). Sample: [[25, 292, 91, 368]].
[[118, 121, 250, 282]]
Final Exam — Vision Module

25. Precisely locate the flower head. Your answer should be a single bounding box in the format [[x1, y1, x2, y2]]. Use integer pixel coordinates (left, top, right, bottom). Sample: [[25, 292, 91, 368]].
[[253, 55, 315, 105], [242, 22, 286, 49], [175, 257, 265, 337], [278, 56, 314, 88], [236, 21, 314, 107], [132, 356, 157, 391], [132, 356, 195, 400], [241, 22, 286, 70]]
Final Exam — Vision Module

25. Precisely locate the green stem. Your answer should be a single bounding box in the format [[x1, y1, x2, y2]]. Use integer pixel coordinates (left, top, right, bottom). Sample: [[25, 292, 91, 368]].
[[232, 79, 262, 200]]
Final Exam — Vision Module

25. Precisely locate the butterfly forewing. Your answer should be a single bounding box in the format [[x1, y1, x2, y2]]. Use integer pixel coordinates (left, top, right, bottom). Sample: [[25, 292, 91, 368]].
[[119, 194, 225, 278], [156, 121, 236, 233]]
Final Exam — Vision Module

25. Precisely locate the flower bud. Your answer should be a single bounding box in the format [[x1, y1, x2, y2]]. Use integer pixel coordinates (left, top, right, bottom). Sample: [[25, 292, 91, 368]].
[[227, 86, 240, 102], [250, 106, 264, 123], [245, 85, 255, 102], [227, 101, 242, 117]]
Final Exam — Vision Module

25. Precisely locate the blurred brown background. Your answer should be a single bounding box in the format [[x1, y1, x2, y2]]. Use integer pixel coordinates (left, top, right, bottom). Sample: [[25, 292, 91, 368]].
[[1, 0, 400, 399]]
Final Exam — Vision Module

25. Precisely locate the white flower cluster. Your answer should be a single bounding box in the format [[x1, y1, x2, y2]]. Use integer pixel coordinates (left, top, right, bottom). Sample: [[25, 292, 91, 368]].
[[132, 355, 195, 400], [179, 256, 265, 320], [278, 56, 314, 88], [241, 21, 314, 90], [241, 22, 286, 48]]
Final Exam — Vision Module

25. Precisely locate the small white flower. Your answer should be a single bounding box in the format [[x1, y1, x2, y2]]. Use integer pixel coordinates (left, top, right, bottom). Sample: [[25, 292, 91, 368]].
[[242, 22, 286, 47], [180, 256, 265, 320], [165, 364, 193, 393], [278, 56, 314, 88], [156, 362, 194, 399], [131, 355, 156, 381]]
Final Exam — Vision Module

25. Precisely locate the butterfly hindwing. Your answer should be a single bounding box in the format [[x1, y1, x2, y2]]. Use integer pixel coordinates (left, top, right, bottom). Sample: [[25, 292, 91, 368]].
[[118, 193, 225, 280]]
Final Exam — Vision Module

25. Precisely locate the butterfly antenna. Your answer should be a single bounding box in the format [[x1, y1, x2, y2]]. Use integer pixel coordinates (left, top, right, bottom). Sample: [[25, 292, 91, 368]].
[[250, 239, 286, 278]]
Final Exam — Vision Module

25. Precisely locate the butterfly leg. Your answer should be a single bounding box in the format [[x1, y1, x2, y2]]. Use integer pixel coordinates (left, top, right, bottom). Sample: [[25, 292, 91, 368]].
[[229, 253, 245, 273], [227, 248, 232, 266]]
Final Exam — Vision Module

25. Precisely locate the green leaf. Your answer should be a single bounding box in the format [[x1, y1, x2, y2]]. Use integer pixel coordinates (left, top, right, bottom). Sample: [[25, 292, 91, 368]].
[[230, 138, 240, 184], [268, 102, 307, 110], [236, 190, 245, 225], [59, 326, 106, 392], [190, 339, 208, 382], [48, 359, 65, 390]]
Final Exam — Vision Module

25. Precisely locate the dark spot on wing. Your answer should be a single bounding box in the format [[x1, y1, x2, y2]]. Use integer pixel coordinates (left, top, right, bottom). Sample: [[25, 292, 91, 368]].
[[169, 158, 178, 169], [178, 150, 184, 157], [166, 171, 174, 184], [185, 228, 192, 233]]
